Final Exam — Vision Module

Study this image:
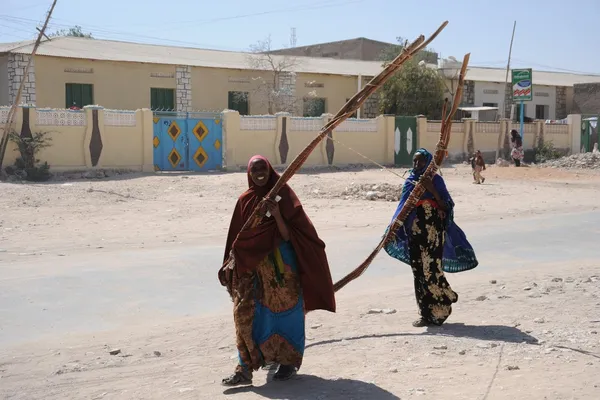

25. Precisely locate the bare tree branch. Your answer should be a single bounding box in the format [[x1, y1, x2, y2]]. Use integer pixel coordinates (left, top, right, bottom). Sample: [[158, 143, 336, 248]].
[[243, 35, 316, 115]]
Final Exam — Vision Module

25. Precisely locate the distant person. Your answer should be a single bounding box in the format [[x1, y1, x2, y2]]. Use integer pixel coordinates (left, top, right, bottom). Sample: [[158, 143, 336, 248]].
[[469, 150, 486, 184], [219, 155, 335, 386], [384, 149, 478, 327], [510, 129, 524, 167]]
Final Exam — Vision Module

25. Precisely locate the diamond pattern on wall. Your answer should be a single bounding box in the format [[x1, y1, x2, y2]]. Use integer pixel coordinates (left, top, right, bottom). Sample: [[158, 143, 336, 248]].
[[168, 148, 182, 168], [192, 121, 209, 142], [167, 121, 182, 141], [193, 146, 209, 168]]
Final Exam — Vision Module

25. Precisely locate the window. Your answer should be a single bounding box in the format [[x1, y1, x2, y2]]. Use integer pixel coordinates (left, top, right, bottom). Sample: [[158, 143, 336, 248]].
[[303, 97, 326, 117], [228, 91, 249, 115], [150, 88, 175, 111], [347, 99, 357, 118], [535, 104, 549, 120], [482, 102, 498, 108], [65, 83, 93, 108]]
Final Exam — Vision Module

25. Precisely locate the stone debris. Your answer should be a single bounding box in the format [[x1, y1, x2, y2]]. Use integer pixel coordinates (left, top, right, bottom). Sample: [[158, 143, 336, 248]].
[[490, 280, 497, 284], [534, 318, 546, 324], [475, 295, 488, 301], [311, 324, 323, 329], [541, 152, 600, 170], [340, 183, 402, 202], [506, 365, 520, 371], [433, 345, 448, 350], [367, 308, 397, 315], [108, 349, 121, 356], [496, 158, 510, 167]]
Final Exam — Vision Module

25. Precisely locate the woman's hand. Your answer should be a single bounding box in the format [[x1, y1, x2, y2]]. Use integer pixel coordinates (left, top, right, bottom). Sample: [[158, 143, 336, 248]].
[[420, 176, 435, 194], [264, 198, 281, 219]]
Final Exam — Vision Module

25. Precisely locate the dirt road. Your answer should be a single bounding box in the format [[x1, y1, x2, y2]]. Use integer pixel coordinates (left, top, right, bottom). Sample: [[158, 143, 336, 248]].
[[1, 165, 599, 399]]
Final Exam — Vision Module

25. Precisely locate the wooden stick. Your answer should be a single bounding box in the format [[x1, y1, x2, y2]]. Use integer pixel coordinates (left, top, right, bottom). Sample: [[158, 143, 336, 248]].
[[220, 21, 450, 291], [333, 53, 471, 293], [0, 0, 58, 170]]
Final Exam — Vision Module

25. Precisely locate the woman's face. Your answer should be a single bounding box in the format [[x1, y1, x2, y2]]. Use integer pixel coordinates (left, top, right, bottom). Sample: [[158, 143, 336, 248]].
[[413, 153, 427, 171], [249, 159, 269, 187]]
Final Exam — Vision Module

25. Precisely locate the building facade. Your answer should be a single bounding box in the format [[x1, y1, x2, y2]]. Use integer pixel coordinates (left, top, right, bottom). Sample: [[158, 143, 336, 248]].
[[1, 37, 599, 120]]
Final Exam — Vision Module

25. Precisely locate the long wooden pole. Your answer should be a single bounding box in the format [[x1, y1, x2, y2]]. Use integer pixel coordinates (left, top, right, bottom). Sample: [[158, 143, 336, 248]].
[[0, 0, 58, 170], [220, 21, 450, 293]]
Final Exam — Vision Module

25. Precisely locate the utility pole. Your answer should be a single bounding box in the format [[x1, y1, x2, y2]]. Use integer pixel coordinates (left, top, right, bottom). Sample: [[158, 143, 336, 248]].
[[496, 21, 516, 161], [502, 21, 517, 120], [0, 0, 58, 170], [290, 27, 297, 48]]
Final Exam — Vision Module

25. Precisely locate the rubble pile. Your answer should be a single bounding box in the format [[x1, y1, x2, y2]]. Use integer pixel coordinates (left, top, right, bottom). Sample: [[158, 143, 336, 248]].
[[340, 183, 403, 202], [541, 152, 600, 170]]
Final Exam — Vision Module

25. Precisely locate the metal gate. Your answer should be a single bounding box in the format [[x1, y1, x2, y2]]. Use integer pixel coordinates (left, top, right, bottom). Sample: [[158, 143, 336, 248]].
[[394, 116, 418, 166], [153, 112, 223, 172], [581, 116, 598, 153]]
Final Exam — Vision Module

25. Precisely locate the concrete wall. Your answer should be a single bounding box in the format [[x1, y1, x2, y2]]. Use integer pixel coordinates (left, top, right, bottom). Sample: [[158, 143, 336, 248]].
[[224, 111, 392, 168], [419, 118, 571, 162], [0, 54, 8, 106], [0, 105, 579, 173], [2, 106, 153, 172]]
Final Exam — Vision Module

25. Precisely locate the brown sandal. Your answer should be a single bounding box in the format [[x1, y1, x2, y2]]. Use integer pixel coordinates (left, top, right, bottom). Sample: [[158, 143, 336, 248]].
[[221, 370, 253, 387]]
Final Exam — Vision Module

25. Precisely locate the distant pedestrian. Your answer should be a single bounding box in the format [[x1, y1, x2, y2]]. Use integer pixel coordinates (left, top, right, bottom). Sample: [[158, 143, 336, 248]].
[[510, 129, 524, 167], [470, 150, 486, 184]]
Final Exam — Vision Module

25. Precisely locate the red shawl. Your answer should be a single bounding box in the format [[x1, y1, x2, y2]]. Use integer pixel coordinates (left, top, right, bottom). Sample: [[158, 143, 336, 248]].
[[220, 155, 336, 313]]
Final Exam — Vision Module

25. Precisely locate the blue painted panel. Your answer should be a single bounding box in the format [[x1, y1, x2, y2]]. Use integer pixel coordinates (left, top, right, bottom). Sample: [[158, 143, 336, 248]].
[[186, 116, 223, 172], [153, 117, 188, 171]]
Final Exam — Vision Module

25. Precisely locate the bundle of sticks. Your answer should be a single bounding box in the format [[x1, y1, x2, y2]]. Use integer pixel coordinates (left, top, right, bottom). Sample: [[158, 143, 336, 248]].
[[333, 53, 471, 292], [219, 21, 450, 292]]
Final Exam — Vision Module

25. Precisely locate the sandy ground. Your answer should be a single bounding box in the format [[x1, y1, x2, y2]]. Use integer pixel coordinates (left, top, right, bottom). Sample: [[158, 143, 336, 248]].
[[1, 164, 600, 399]]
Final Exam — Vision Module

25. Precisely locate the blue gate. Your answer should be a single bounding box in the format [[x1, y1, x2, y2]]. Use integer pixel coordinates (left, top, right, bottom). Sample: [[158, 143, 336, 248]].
[[153, 112, 223, 172]]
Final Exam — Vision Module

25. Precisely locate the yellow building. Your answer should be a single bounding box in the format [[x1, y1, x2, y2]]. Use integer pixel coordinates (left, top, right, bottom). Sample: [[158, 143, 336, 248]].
[[0, 37, 385, 118], [2, 37, 600, 120]]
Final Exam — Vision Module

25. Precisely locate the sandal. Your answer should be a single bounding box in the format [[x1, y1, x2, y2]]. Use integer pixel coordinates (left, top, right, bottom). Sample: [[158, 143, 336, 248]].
[[221, 370, 253, 387], [273, 365, 297, 381]]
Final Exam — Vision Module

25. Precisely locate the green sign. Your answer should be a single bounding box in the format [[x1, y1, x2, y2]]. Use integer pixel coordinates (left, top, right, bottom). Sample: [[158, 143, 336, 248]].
[[511, 68, 533, 101]]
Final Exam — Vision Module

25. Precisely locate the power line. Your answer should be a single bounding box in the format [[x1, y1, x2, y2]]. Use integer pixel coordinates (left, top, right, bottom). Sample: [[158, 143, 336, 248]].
[[0, 0, 366, 48]]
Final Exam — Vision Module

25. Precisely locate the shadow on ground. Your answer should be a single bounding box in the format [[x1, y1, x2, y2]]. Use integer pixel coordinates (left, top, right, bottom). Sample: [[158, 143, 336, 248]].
[[306, 323, 538, 349], [223, 374, 399, 399], [426, 323, 539, 344]]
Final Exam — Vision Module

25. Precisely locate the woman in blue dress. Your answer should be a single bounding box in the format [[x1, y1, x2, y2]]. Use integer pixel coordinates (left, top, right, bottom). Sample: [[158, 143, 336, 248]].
[[384, 148, 478, 327]]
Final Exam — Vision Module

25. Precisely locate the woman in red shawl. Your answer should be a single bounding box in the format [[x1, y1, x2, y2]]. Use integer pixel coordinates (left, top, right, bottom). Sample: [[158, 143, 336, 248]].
[[219, 155, 336, 386]]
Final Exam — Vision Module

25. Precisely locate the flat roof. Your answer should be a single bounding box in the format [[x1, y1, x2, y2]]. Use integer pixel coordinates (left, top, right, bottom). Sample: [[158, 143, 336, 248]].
[[0, 37, 384, 77], [2, 37, 600, 86]]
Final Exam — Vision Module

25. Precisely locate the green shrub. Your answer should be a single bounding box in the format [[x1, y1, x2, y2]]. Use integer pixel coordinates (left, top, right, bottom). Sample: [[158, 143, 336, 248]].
[[6, 131, 53, 182], [535, 140, 562, 164]]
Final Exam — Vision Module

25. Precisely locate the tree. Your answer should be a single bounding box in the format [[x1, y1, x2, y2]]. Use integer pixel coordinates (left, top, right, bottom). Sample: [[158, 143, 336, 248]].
[[50, 25, 93, 38], [378, 36, 439, 64], [378, 59, 445, 119], [241, 35, 316, 115]]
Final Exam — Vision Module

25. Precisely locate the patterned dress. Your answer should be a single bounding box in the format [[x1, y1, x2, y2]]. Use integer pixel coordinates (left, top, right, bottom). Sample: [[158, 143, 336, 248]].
[[384, 148, 478, 325], [408, 201, 459, 324], [234, 241, 305, 373]]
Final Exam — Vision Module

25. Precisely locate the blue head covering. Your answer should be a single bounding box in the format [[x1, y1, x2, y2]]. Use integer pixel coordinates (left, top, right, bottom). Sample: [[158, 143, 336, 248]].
[[384, 148, 479, 274]]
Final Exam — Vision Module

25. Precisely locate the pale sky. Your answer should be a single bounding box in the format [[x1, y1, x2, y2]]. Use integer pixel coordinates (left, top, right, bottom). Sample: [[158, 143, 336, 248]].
[[1, 0, 599, 75]]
